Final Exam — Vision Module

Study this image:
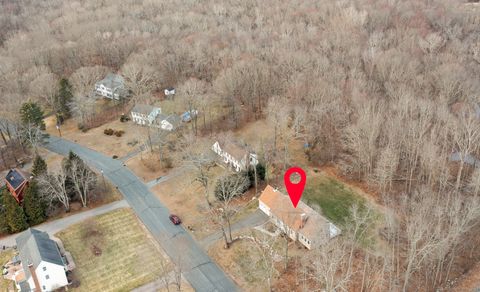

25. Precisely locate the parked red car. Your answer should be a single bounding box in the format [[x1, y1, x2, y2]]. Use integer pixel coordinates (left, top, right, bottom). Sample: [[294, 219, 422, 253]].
[[169, 214, 182, 225]]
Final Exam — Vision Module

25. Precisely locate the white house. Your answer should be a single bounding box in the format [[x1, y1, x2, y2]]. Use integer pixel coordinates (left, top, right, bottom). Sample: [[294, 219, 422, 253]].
[[12, 228, 73, 292], [95, 73, 127, 100], [258, 185, 341, 250], [164, 87, 175, 96], [131, 104, 161, 126], [212, 141, 258, 172]]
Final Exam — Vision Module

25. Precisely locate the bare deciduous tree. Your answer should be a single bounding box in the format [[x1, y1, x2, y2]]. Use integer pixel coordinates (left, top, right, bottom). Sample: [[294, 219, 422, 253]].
[[21, 122, 45, 153], [451, 107, 480, 192], [249, 231, 280, 291], [38, 168, 70, 212], [69, 94, 96, 126], [213, 172, 250, 246], [70, 66, 109, 96], [309, 237, 353, 292], [68, 157, 97, 207]]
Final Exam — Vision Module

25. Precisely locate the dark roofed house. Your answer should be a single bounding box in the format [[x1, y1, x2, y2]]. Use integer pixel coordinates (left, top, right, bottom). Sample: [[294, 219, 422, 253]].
[[5, 169, 29, 203], [13, 228, 70, 292]]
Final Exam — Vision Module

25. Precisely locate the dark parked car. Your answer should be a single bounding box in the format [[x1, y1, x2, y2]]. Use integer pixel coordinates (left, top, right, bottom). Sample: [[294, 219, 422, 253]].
[[169, 214, 181, 225]]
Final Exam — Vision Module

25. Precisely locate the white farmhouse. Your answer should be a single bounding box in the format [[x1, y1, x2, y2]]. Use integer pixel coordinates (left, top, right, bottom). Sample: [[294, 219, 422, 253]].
[[131, 105, 161, 126], [212, 141, 258, 172], [258, 185, 341, 250], [12, 228, 73, 292], [94, 73, 127, 100]]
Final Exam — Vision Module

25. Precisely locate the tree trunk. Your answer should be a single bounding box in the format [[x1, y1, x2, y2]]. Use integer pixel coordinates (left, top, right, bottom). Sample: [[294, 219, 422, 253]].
[[204, 187, 211, 206], [284, 236, 288, 271], [455, 159, 465, 192], [227, 217, 233, 243], [0, 129, 7, 145], [221, 227, 230, 249], [253, 163, 258, 196]]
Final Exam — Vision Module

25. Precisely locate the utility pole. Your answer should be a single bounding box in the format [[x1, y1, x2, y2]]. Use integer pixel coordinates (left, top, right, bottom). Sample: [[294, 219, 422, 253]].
[[101, 169, 106, 191], [56, 123, 62, 137]]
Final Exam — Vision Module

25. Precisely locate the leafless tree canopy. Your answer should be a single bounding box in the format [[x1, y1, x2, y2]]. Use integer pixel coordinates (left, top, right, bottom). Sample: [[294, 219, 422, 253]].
[[1, 0, 480, 290]]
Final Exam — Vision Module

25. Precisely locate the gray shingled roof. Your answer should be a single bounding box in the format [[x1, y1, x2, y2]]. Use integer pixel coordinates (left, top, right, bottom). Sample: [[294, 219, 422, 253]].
[[97, 73, 124, 89], [165, 114, 181, 128], [155, 113, 168, 122], [131, 104, 157, 116], [16, 229, 64, 280]]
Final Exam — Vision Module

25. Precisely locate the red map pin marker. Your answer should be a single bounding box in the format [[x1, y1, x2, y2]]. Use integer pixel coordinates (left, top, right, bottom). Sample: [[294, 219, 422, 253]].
[[284, 167, 306, 208]]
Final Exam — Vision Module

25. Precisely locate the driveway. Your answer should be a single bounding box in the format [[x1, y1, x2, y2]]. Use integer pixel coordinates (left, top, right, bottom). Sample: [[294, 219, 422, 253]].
[[0, 200, 129, 247], [200, 209, 269, 249], [44, 136, 238, 292], [145, 165, 192, 188]]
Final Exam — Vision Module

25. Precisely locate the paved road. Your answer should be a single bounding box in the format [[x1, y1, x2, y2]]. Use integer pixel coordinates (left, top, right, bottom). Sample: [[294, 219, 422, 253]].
[[0, 200, 129, 247], [200, 209, 268, 249], [44, 136, 238, 292]]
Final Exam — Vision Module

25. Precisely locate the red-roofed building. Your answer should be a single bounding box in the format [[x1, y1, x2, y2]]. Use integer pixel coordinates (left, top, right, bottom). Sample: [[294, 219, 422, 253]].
[[4, 168, 30, 203], [258, 185, 341, 249]]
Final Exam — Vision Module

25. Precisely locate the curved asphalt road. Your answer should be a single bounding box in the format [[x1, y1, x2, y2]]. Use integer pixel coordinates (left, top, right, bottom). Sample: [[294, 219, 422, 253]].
[[44, 136, 238, 292]]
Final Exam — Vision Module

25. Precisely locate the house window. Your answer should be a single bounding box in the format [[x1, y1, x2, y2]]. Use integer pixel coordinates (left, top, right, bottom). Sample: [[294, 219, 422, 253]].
[[45, 275, 49, 280], [43, 266, 46, 271]]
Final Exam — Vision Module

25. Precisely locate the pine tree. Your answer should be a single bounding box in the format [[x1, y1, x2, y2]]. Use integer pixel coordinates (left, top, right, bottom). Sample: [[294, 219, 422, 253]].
[[56, 78, 73, 122], [3, 191, 28, 233], [31, 155, 48, 177], [23, 183, 46, 226], [63, 151, 80, 199], [20, 102, 45, 130], [0, 191, 9, 234]]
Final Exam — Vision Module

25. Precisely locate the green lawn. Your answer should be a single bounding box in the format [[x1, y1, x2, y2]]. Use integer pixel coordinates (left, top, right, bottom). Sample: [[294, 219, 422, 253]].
[[56, 208, 169, 292], [302, 175, 367, 227]]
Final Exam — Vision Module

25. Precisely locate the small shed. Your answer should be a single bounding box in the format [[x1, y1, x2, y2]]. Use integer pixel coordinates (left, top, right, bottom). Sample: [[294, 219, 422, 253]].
[[164, 87, 175, 96]]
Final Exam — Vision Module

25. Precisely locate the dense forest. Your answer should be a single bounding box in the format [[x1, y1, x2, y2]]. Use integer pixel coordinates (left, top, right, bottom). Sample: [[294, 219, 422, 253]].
[[1, 0, 480, 291]]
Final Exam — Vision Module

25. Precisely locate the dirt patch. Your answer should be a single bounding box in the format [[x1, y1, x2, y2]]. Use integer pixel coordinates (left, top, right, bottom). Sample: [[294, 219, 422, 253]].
[[125, 152, 167, 182], [45, 115, 146, 158]]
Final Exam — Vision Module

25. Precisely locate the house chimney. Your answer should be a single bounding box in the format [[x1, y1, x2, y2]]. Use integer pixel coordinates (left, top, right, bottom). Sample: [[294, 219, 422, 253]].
[[28, 262, 40, 292], [300, 213, 308, 229]]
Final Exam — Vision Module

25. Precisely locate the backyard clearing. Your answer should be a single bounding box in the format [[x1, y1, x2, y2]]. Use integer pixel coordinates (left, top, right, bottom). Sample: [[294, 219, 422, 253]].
[[45, 115, 147, 158], [56, 208, 170, 292], [301, 169, 385, 249]]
